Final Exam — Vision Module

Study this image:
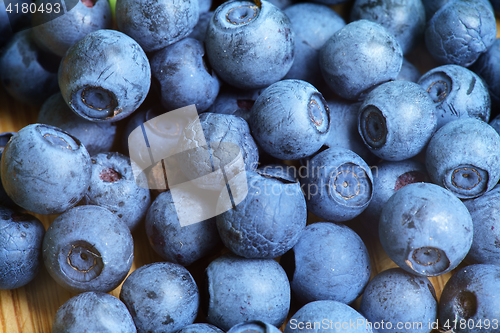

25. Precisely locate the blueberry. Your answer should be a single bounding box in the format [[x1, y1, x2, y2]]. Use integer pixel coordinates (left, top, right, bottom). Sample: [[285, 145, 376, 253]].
[[396, 58, 422, 83], [150, 38, 220, 113], [358, 81, 437, 161], [37, 92, 117, 156], [0, 29, 59, 106], [425, 118, 500, 199], [205, 0, 294, 89], [470, 38, 500, 108], [178, 323, 224, 333], [283, 3, 345, 88], [116, 0, 199, 52], [227, 321, 281, 333], [205, 253, 290, 330], [324, 99, 377, 166], [425, 0, 496, 66], [52, 291, 136, 333], [32, 0, 111, 57], [82, 152, 151, 231], [359, 268, 437, 333], [319, 19, 403, 100], [176, 112, 259, 191], [0, 132, 19, 209], [418, 64, 490, 128], [0, 207, 45, 289], [285, 300, 373, 333], [358, 159, 430, 235], [248, 80, 330, 160], [300, 147, 373, 222], [379, 183, 473, 276], [119, 262, 199, 333], [1, 124, 91, 215], [145, 189, 221, 266], [43, 205, 134, 293], [350, 0, 426, 54], [280, 222, 371, 305], [58, 29, 151, 122], [216, 169, 306, 259], [462, 185, 500, 265], [438, 264, 500, 332]]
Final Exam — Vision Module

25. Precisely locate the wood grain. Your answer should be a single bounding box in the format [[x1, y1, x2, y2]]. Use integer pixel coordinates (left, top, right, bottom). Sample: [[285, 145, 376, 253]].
[[1, 8, 500, 333]]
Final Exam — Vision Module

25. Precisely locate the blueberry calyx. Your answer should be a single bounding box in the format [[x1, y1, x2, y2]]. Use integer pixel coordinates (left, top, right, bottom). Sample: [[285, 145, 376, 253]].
[[71, 86, 118, 120], [308, 93, 329, 134], [225, 3, 260, 26], [329, 163, 372, 207], [60, 242, 103, 282], [37, 125, 80, 150], [405, 246, 450, 276], [427, 80, 449, 103], [99, 168, 122, 182], [454, 290, 477, 319], [445, 164, 488, 198], [359, 106, 387, 149]]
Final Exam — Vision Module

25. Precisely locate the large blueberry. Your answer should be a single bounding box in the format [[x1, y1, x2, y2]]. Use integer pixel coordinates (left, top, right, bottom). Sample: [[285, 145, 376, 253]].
[[425, 0, 496, 66], [319, 20, 403, 100], [280, 222, 371, 305], [350, 0, 426, 54], [82, 152, 151, 231], [0, 29, 59, 106], [1, 124, 91, 215], [150, 38, 220, 113], [0, 208, 45, 289], [205, 0, 294, 89], [37, 92, 117, 156], [470, 38, 500, 107], [358, 159, 429, 235], [32, 0, 111, 57], [216, 169, 306, 259], [439, 264, 500, 333], [359, 268, 438, 333], [300, 147, 373, 222], [145, 189, 221, 266], [58, 29, 151, 122], [324, 99, 377, 165], [418, 64, 490, 128], [116, 0, 199, 52], [205, 253, 290, 330], [379, 183, 473, 276], [52, 292, 136, 333], [283, 3, 345, 88], [176, 113, 259, 191], [248, 80, 330, 160], [358, 81, 437, 161], [43, 205, 134, 293], [285, 300, 373, 333], [120, 262, 199, 333], [425, 118, 500, 199], [462, 185, 500, 265]]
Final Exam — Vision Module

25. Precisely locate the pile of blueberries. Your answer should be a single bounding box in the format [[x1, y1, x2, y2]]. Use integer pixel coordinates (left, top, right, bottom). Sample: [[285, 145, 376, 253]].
[[1, 0, 500, 332]]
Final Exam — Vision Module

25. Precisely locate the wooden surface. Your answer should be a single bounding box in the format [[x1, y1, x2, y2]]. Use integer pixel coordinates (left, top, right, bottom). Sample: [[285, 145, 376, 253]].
[[1, 6, 500, 333]]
